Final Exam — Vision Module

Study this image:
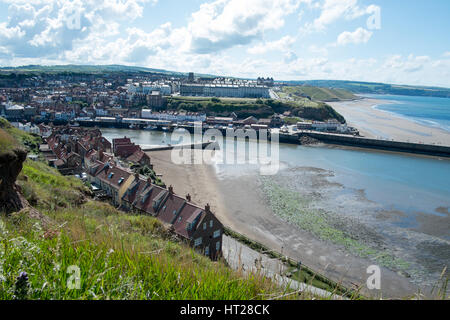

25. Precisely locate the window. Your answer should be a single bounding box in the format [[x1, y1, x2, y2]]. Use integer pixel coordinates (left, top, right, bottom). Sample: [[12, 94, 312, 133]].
[[205, 246, 209, 256], [194, 237, 202, 247], [216, 241, 221, 251], [213, 230, 221, 238], [118, 177, 124, 185], [203, 223, 206, 230], [210, 220, 213, 228], [108, 172, 114, 179]]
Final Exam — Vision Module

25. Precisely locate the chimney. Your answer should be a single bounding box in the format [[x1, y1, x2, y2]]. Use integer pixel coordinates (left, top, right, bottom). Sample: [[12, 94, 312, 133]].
[[169, 185, 174, 194], [134, 172, 140, 180], [186, 194, 191, 202], [205, 203, 211, 214], [147, 177, 152, 185]]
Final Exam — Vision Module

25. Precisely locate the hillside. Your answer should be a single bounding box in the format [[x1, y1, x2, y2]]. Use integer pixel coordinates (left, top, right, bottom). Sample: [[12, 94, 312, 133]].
[[0, 64, 216, 79], [1, 64, 448, 98], [0, 119, 325, 300], [281, 86, 357, 102], [168, 97, 346, 123], [286, 80, 450, 98]]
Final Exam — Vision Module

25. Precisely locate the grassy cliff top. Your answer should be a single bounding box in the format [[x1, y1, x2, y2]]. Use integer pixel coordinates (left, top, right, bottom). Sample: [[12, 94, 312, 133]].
[[281, 86, 357, 102], [0, 117, 41, 154], [0, 127, 16, 153], [167, 96, 346, 122]]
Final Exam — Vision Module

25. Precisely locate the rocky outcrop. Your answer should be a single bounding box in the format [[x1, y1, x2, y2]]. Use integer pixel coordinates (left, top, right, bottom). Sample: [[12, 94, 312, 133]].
[[0, 148, 50, 225], [299, 134, 320, 146], [0, 148, 28, 214]]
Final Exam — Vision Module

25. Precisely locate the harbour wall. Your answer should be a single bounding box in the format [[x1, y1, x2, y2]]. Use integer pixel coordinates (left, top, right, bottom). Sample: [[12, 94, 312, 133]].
[[303, 132, 450, 157]]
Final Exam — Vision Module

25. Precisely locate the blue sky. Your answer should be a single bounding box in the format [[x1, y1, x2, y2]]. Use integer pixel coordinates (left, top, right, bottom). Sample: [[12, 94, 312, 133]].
[[0, 0, 449, 87]]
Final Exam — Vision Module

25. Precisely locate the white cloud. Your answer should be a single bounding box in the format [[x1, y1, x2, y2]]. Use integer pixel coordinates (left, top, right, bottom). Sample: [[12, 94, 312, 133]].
[[383, 54, 430, 73], [302, 0, 380, 33], [308, 44, 328, 56], [247, 36, 296, 54], [186, 0, 301, 54], [0, 0, 151, 57], [0, 0, 448, 87], [336, 27, 372, 46]]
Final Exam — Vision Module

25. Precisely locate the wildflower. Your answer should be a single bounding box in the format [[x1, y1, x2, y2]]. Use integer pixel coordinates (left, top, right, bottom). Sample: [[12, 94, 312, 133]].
[[13, 271, 30, 300]]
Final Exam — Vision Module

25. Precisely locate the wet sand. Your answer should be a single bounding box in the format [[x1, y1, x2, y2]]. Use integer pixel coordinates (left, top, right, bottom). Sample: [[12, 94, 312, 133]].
[[147, 149, 428, 299], [329, 99, 450, 146]]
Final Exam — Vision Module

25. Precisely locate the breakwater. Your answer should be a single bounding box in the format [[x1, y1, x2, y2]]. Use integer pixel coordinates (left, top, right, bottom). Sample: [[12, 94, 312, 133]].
[[301, 132, 450, 157], [142, 141, 217, 152]]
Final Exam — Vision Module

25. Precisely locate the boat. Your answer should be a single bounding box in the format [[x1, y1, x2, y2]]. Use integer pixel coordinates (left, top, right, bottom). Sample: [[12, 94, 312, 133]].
[[161, 127, 169, 132], [144, 125, 158, 131]]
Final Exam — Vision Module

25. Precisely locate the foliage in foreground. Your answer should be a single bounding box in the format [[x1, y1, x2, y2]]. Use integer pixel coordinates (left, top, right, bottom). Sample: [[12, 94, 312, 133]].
[[0, 117, 42, 154], [0, 203, 280, 300]]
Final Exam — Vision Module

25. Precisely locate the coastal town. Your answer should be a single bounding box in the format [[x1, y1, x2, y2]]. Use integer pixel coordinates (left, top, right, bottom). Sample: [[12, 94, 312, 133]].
[[1, 0, 449, 306], [0, 71, 363, 263], [0, 72, 357, 135], [38, 124, 224, 260]]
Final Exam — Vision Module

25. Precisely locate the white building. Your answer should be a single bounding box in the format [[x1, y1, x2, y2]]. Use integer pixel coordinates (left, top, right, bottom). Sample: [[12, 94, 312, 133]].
[[11, 122, 40, 135], [127, 83, 172, 96], [180, 83, 270, 98], [141, 109, 206, 122]]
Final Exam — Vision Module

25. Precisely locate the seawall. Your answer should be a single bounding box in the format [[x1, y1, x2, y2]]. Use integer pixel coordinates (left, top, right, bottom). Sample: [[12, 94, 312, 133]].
[[142, 141, 217, 152], [303, 132, 450, 157]]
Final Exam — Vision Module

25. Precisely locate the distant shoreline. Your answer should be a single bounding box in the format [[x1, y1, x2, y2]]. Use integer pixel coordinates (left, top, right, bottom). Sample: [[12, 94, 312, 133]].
[[329, 98, 450, 147]]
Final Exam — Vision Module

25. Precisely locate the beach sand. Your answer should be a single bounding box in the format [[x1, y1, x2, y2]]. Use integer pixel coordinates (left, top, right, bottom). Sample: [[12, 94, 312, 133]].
[[329, 98, 450, 147], [147, 149, 235, 230], [147, 149, 425, 299]]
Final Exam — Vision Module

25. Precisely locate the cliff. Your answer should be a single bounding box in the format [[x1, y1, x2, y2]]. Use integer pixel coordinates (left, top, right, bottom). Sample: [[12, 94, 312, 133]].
[[0, 147, 28, 213], [0, 123, 49, 224]]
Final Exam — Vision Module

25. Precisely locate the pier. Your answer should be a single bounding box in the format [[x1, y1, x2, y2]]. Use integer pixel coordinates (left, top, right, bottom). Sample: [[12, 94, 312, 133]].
[[298, 131, 450, 158], [141, 141, 218, 152]]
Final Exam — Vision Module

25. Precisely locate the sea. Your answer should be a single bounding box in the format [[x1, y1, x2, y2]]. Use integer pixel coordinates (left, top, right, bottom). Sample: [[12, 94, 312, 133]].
[[363, 94, 450, 133]]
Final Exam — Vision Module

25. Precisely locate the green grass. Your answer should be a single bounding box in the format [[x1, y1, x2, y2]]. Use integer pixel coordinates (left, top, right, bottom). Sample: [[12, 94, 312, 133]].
[[283, 117, 302, 125], [167, 96, 345, 122], [282, 86, 357, 102], [135, 165, 166, 188], [0, 117, 42, 154], [0, 127, 16, 153], [0, 202, 284, 300], [17, 159, 88, 210]]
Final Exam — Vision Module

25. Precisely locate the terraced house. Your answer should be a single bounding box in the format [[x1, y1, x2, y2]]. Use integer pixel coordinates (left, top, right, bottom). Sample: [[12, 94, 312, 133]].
[[87, 161, 223, 259]]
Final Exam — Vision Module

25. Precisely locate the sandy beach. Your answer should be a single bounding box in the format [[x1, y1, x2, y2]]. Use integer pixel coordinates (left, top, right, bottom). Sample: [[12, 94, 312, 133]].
[[329, 98, 450, 146], [147, 149, 427, 299]]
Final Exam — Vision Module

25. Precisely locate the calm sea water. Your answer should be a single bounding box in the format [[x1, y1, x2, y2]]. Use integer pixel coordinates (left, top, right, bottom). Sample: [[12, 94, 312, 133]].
[[363, 94, 450, 132]]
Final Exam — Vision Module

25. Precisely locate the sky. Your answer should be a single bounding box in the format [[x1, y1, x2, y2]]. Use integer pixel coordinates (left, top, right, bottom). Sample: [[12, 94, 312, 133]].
[[0, 0, 449, 87]]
